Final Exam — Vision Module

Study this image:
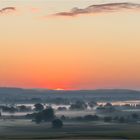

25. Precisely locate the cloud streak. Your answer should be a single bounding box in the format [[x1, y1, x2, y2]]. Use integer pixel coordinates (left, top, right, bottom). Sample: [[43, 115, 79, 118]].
[[54, 2, 140, 17], [0, 7, 16, 14]]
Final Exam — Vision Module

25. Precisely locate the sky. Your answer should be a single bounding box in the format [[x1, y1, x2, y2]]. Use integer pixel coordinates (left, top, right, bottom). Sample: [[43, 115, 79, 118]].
[[0, 0, 140, 90]]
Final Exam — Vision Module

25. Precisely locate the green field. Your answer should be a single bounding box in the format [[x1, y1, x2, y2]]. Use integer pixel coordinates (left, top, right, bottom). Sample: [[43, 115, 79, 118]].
[[0, 119, 140, 140]]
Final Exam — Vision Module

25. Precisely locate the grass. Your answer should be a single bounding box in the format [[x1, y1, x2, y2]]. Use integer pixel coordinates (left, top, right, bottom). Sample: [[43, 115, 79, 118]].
[[0, 119, 140, 139]]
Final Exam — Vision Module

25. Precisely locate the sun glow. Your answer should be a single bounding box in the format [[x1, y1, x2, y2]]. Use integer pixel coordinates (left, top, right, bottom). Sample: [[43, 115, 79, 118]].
[[1, 0, 140, 90], [55, 88, 65, 91]]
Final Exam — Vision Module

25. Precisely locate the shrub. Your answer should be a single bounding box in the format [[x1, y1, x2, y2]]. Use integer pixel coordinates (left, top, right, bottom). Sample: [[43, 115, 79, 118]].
[[52, 119, 63, 128], [104, 116, 112, 122]]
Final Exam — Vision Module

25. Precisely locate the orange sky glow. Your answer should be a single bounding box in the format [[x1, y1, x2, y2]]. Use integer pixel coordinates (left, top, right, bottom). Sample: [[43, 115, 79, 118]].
[[0, 0, 140, 90]]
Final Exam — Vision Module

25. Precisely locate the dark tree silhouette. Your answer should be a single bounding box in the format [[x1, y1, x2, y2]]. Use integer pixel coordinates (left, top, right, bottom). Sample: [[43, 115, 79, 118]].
[[18, 105, 31, 112], [31, 107, 55, 123], [52, 119, 63, 128], [34, 103, 44, 111], [105, 102, 112, 107], [34, 113, 42, 124], [84, 115, 99, 121], [88, 101, 97, 108], [2, 106, 17, 113], [132, 113, 139, 119], [104, 116, 112, 122], [42, 107, 55, 122], [57, 107, 67, 111], [119, 116, 125, 123], [69, 101, 87, 110], [61, 115, 66, 120]]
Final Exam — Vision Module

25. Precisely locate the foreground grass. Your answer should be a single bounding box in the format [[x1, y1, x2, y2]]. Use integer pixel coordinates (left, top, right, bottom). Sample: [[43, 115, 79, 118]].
[[0, 119, 140, 139]]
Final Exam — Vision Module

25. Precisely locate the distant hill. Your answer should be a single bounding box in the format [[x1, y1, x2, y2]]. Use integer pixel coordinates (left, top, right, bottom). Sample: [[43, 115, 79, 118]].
[[0, 87, 140, 103]]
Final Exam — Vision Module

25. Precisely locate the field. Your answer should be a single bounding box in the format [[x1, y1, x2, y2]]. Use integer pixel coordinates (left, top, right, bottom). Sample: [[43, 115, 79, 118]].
[[0, 119, 140, 140]]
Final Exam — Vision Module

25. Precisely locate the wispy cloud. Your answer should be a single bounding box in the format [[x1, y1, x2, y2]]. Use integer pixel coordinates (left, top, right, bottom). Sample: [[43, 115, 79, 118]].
[[0, 7, 16, 14], [54, 2, 140, 17]]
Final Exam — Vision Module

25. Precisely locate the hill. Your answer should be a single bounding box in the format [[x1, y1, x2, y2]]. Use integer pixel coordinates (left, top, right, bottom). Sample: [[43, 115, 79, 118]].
[[0, 87, 140, 103]]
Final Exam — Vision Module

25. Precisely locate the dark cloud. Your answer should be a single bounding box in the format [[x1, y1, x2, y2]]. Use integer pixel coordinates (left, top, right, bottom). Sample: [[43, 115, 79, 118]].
[[54, 2, 140, 17], [0, 7, 16, 14]]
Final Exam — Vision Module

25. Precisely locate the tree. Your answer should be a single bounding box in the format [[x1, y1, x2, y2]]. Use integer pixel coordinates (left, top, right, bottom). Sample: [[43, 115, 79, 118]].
[[18, 105, 31, 112], [34, 113, 42, 124], [105, 103, 112, 107], [52, 119, 63, 128], [132, 113, 139, 119], [32, 107, 55, 123], [42, 107, 55, 122], [88, 101, 97, 108], [96, 104, 115, 113], [84, 115, 99, 121], [119, 116, 125, 123], [113, 116, 119, 121], [34, 103, 44, 111], [57, 107, 67, 111], [2, 106, 17, 113], [69, 101, 87, 110], [61, 115, 66, 120], [104, 116, 112, 122]]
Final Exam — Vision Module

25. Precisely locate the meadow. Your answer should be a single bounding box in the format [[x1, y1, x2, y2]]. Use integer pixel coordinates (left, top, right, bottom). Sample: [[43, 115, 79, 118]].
[[0, 119, 140, 139]]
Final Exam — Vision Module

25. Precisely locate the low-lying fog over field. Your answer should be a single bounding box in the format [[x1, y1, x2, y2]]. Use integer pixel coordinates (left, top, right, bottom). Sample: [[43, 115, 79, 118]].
[[0, 89, 140, 139], [1, 100, 140, 117], [1, 96, 140, 139]]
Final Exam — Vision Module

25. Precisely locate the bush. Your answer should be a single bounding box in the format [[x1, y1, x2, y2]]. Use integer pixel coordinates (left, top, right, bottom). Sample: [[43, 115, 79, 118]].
[[119, 116, 125, 123], [34, 103, 44, 111], [18, 105, 31, 112], [84, 115, 99, 121], [57, 107, 67, 111], [34, 113, 42, 124], [113, 116, 119, 121], [52, 119, 63, 128], [61, 115, 66, 120], [88, 101, 97, 108], [69, 101, 87, 110], [132, 113, 139, 119], [104, 116, 112, 122]]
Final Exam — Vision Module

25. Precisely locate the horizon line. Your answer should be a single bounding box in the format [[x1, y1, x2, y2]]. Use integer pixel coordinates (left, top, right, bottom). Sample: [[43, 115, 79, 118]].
[[0, 86, 139, 91]]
